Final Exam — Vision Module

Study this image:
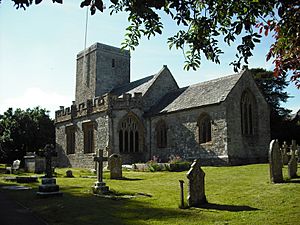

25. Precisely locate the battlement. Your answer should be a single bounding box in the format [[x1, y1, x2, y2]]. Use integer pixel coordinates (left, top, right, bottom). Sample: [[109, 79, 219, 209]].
[[111, 92, 143, 110], [77, 43, 130, 60], [55, 95, 109, 123], [55, 92, 143, 123]]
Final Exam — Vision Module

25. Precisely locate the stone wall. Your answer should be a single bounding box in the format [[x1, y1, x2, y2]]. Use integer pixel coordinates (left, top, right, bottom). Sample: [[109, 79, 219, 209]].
[[56, 112, 109, 168], [226, 71, 270, 164], [150, 104, 229, 165], [143, 66, 179, 111]]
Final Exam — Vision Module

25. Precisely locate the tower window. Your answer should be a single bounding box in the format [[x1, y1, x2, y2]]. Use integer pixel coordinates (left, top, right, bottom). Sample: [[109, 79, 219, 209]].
[[112, 58, 115, 68]]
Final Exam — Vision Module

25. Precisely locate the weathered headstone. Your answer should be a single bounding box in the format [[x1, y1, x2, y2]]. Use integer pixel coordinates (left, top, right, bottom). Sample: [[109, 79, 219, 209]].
[[92, 149, 109, 194], [108, 154, 122, 179], [179, 180, 185, 208], [24, 152, 35, 172], [37, 144, 62, 197], [12, 160, 20, 173], [35, 155, 46, 173], [65, 170, 74, 178], [187, 159, 207, 207], [269, 139, 283, 183], [281, 141, 289, 165], [288, 140, 298, 179], [297, 146, 300, 162]]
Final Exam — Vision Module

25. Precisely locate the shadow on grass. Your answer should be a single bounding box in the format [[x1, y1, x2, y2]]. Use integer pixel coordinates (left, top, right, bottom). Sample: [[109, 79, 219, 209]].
[[114, 177, 143, 181], [284, 176, 300, 183], [44, 192, 197, 225], [198, 202, 259, 212]]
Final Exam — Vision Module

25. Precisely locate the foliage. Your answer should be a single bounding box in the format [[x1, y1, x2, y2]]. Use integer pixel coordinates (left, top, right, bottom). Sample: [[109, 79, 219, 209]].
[[6, 0, 299, 87], [167, 154, 191, 172], [250, 68, 300, 142], [0, 107, 55, 163], [0, 164, 299, 224], [250, 68, 290, 118]]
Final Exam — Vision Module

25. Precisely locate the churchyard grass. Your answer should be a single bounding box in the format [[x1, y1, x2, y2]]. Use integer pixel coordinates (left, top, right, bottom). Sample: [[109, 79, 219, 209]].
[[0, 164, 299, 225]]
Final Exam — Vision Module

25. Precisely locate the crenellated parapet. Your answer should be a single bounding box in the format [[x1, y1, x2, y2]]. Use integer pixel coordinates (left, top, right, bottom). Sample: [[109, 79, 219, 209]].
[[55, 95, 109, 123], [110, 92, 143, 110], [55, 92, 143, 123]]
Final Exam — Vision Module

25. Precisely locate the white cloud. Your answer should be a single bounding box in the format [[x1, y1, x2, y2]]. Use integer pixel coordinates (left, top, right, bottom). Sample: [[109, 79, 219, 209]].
[[0, 87, 72, 119]]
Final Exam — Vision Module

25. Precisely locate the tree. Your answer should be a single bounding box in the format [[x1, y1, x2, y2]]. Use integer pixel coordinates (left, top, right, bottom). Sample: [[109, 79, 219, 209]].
[[0, 107, 55, 163], [250, 68, 300, 143], [6, 0, 300, 88], [250, 68, 290, 118]]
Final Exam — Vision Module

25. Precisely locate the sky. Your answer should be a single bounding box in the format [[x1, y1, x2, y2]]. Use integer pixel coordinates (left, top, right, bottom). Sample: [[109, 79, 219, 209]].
[[0, 1, 299, 119]]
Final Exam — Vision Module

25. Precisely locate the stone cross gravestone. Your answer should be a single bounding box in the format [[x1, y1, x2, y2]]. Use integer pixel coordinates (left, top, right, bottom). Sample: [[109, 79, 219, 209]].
[[92, 149, 109, 194], [288, 140, 298, 179], [187, 159, 207, 207], [37, 144, 62, 197], [269, 139, 283, 183], [108, 153, 122, 179]]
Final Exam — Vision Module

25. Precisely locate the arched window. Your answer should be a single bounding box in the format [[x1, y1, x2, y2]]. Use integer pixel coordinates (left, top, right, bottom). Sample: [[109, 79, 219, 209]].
[[118, 114, 142, 153], [198, 114, 211, 144], [156, 120, 167, 148], [241, 90, 255, 135]]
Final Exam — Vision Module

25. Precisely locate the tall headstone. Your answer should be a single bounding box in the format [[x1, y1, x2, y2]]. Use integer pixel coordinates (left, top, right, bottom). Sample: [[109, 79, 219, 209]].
[[108, 154, 122, 179], [288, 140, 298, 179], [281, 141, 289, 165], [187, 159, 207, 207], [92, 149, 109, 194], [269, 139, 283, 183], [37, 144, 62, 197], [24, 152, 35, 172]]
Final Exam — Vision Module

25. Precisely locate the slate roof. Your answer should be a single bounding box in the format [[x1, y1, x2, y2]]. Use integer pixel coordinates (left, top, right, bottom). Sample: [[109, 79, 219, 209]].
[[148, 71, 244, 115], [110, 75, 156, 96]]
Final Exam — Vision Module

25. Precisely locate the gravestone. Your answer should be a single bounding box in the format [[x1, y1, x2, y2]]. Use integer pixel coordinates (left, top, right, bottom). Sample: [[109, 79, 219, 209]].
[[186, 159, 207, 207], [288, 140, 298, 179], [269, 139, 283, 183], [37, 144, 62, 197], [179, 180, 185, 208], [92, 149, 109, 194], [65, 170, 74, 178], [16, 176, 38, 183], [109, 154, 122, 179], [281, 141, 289, 165], [24, 152, 35, 172], [35, 155, 46, 173], [12, 160, 21, 173]]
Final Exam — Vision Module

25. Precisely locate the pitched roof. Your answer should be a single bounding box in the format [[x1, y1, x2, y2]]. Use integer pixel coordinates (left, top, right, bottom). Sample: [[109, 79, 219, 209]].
[[110, 65, 177, 97], [148, 71, 244, 115], [110, 75, 156, 96]]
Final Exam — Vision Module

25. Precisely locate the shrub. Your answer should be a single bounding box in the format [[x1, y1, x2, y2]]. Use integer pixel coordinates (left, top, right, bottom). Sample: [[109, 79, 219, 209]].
[[147, 160, 162, 172], [169, 161, 191, 172]]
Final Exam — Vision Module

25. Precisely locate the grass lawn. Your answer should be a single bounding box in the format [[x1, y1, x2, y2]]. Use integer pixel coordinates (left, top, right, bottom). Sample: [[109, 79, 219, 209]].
[[0, 164, 299, 225]]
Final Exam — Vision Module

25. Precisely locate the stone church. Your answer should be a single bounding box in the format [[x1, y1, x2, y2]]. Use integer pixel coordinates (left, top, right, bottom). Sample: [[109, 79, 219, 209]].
[[55, 43, 270, 168]]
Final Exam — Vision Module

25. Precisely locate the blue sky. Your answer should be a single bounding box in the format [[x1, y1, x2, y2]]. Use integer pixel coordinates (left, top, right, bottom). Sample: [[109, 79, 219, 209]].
[[0, 1, 299, 118]]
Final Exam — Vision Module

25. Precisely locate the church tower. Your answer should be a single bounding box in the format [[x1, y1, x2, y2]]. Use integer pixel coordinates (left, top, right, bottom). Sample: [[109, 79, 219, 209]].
[[75, 43, 130, 104]]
